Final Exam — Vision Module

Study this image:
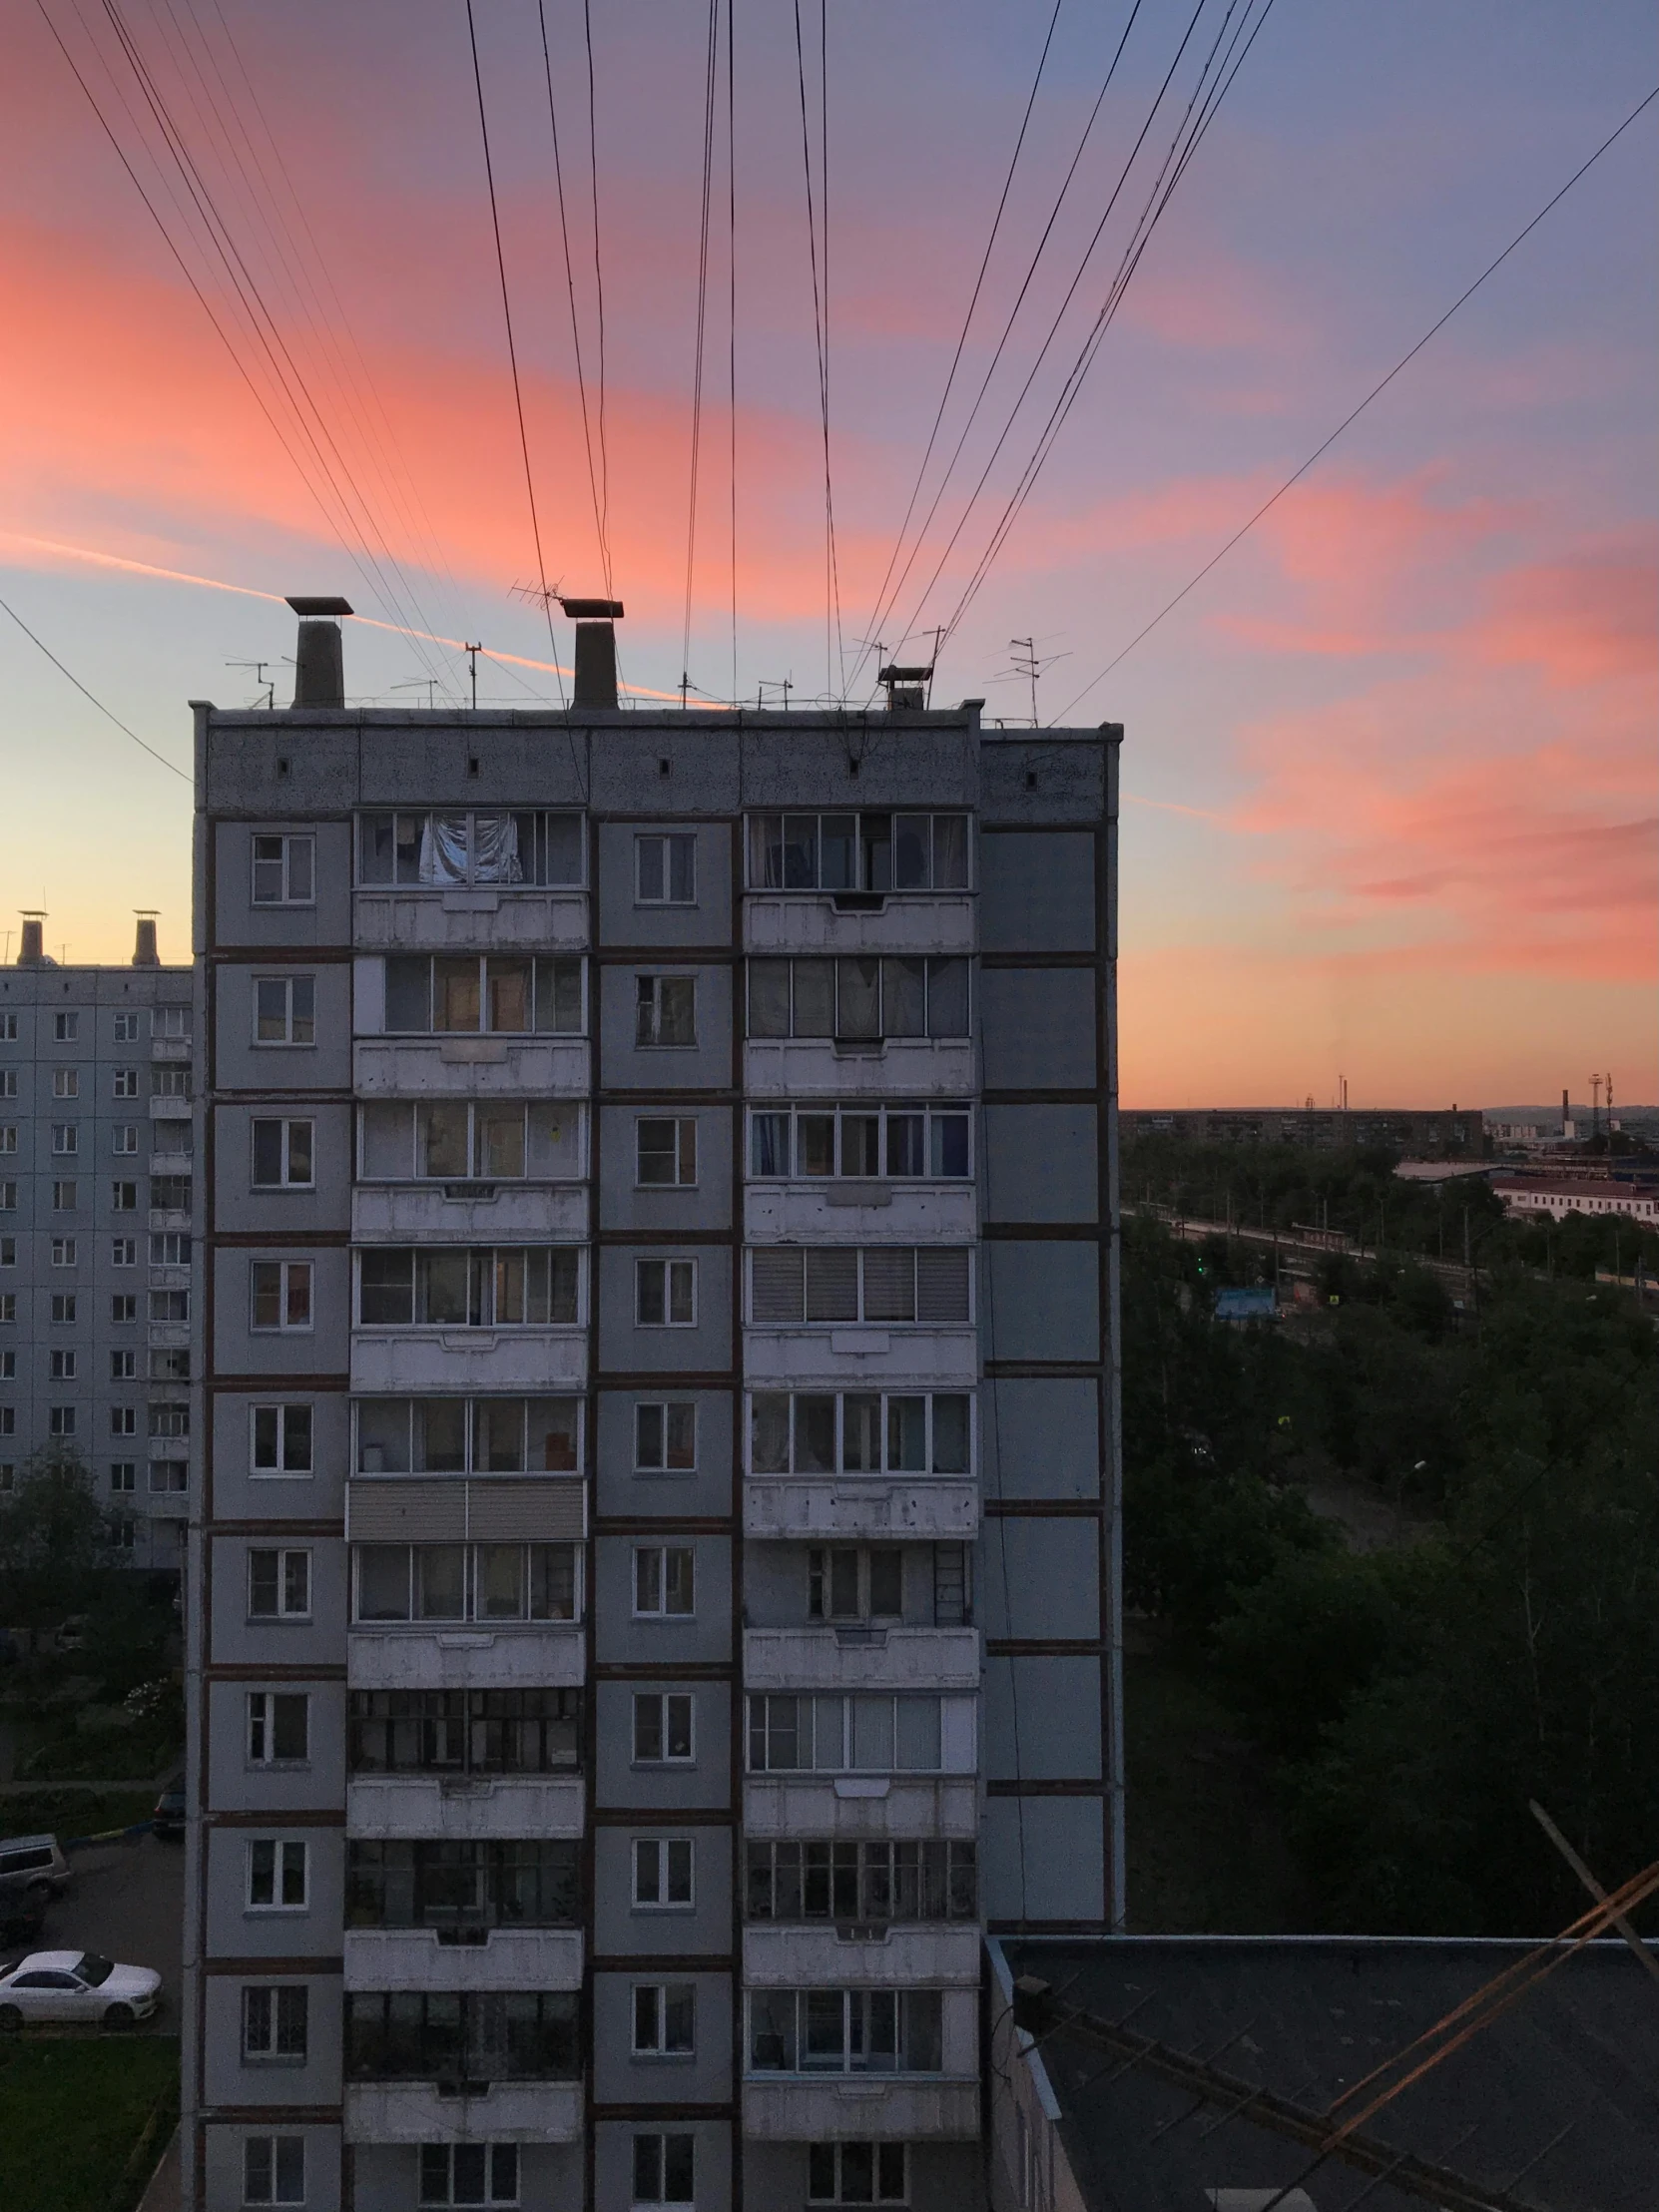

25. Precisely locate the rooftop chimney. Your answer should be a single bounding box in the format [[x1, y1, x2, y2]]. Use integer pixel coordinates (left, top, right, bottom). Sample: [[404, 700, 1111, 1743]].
[[878, 662, 933, 710], [286, 596, 352, 709], [17, 912, 48, 967], [133, 912, 160, 967], [560, 597, 624, 711]]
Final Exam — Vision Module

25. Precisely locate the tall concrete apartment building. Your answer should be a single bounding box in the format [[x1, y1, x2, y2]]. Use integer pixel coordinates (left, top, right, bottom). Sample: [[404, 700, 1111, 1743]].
[[0, 912, 196, 1574], [184, 602, 1122, 2212]]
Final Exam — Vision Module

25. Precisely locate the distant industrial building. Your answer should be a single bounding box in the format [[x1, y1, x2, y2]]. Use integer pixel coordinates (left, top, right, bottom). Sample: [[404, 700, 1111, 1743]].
[[1120, 1107, 1484, 1157], [1494, 1176, 1659, 1227], [0, 912, 196, 1574]]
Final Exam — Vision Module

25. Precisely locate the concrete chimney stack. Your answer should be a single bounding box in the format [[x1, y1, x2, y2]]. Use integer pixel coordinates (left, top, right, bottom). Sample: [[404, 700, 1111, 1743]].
[[17, 913, 47, 966], [559, 597, 624, 711], [286, 596, 353, 709], [134, 912, 160, 967]]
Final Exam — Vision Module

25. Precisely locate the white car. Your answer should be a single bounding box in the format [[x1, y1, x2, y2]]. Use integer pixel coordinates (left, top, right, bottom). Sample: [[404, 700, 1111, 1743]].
[[0, 1949, 162, 2027]]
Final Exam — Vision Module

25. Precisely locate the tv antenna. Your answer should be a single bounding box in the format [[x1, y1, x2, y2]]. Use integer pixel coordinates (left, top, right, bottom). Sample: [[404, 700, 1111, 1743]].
[[1001, 636, 1071, 728], [757, 678, 795, 711], [462, 643, 482, 711], [228, 658, 277, 710], [393, 678, 442, 711]]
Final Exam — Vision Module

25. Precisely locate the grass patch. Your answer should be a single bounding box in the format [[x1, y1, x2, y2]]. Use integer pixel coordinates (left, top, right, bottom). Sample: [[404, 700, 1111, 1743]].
[[1124, 1628, 1311, 1934], [0, 2035, 178, 2212], [0, 1790, 158, 1845]]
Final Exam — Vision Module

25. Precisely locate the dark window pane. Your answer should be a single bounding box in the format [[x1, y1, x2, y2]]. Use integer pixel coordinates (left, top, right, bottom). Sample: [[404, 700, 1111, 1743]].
[[893, 815, 929, 889], [384, 958, 430, 1033]]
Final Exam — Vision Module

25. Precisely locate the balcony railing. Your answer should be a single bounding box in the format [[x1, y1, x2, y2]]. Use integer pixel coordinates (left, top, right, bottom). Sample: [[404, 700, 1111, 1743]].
[[744, 1626, 980, 1694]]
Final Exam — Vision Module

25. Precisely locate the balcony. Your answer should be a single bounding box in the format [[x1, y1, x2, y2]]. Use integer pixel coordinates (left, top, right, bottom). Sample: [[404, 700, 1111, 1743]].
[[345, 2080, 582, 2146], [354, 888, 588, 953], [147, 1209, 192, 1235], [743, 1925, 980, 1987], [746, 1478, 978, 1542], [353, 1037, 590, 1100], [343, 1928, 583, 1993], [746, 1183, 977, 1245], [745, 1039, 975, 1101], [347, 1775, 584, 1842], [744, 1776, 978, 1842], [742, 2077, 978, 2143], [147, 1323, 190, 1351], [745, 1627, 980, 1695], [744, 1329, 977, 1390], [353, 1184, 588, 1244], [150, 1037, 192, 1064], [349, 1330, 588, 1395], [347, 1627, 585, 1694], [744, 894, 974, 958], [142, 1489, 191, 1520]]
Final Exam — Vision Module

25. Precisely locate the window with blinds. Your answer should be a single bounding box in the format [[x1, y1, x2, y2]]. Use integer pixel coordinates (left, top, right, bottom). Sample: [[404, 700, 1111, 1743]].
[[750, 1247, 971, 1325]]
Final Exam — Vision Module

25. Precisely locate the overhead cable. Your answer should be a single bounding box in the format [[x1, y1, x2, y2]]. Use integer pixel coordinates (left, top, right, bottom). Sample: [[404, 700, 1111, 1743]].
[[1049, 79, 1659, 723], [0, 589, 192, 781], [583, 0, 613, 586], [536, 0, 609, 598], [680, 0, 722, 698], [794, 0, 842, 698]]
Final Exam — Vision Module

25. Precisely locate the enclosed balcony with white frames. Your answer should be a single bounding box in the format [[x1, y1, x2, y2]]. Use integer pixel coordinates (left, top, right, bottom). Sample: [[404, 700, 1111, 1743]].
[[745, 953, 975, 1100], [745, 1245, 975, 1388], [346, 1684, 584, 1842], [344, 1836, 583, 1993], [354, 1099, 586, 1242], [353, 950, 588, 1098], [742, 1984, 980, 2141], [745, 1388, 978, 1541], [350, 1247, 587, 1394], [744, 812, 974, 954], [353, 810, 587, 951]]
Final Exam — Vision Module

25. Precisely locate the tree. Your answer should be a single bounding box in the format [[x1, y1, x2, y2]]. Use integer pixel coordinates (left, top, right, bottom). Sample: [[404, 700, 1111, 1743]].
[[0, 1446, 122, 1646]]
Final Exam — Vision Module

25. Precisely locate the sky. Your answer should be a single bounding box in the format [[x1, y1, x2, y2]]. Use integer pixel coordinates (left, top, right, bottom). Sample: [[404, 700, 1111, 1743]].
[[1, 0, 1653, 1108]]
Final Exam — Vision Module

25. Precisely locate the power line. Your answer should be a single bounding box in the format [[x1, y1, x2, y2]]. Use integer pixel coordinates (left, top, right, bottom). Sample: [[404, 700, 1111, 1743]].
[[794, 0, 841, 698], [0, 589, 191, 781], [681, 0, 723, 702], [536, 0, 608, 597], [727, 0, 738, 703], [583, 0, 613, 587], [464, 0, 565, 707], [1050, 79, 1659, 723]]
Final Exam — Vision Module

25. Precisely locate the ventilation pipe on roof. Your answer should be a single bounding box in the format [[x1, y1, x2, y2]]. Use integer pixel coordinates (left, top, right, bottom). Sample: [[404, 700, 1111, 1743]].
[[17, 913, 48, 966], [286, 596, 352, 708], [134, 913, 160, 967], [559, 598, 624, 710]]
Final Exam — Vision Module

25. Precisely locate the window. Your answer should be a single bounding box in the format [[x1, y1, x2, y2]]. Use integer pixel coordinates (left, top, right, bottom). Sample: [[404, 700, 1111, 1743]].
[[0, 1296, 13, 1323], [252, 1262, 312, 1332], [110, 1462, 137, 1494], [636, 1259, 696, 1327], [636, 1117, 697, 1187], [52, 1067, 79, 1099], [0, 1238, 12, 1267], [634, 1547, 694, 1619], [0, 1353, 11, 1379], [51, 1293, 77, 1324], [253, 1404, 313, 1476], [51, 1124, 78, 1154], [636, 832, 697, 905], [248, 1840, 308, 1910], [252, 1120, 314, 1190], [354, 1397, 581, 1475], [54, 1012, 79, 1042], [252, 833, 314, 905], [248, 1692, 308, 1766], [632, 2134, 694, 2206], [112, 1180, 139, 1211], [346, 1993, 578, 2083], [0, 1128, 14, 1155], [352, 1544, 579, 1625], [634, 1401, 697, 1474], [347, 1839, 578, 1932], [0, 1411, 13, 1438], [633, 1693, 694, 1764], [152, 1176, 192, 1213], [48, 1406, 77, 1437], [747, 956, 969, 1041], [113, 1067, 140, 1098], [418, 2143, 520, 2207], [635, 974, 696, 1047], [747, 1988, 942, 2074], [50, 1238, 77, 1267], [0, 1183, 14, 1211], [151, 1289, 189, 1323], [347, 1688, 580, 1777], [383, 954, 583, 1036], [244, 2136, 305, 2207], [809, 2143, 908, 2204], [748, 811, 969, 891], [357, 1100, 582, 1183], [154, 1004, 192, 1040], [356, 1248, 580, 1330], [749, 1391, 972, 1476], [632, 1983, 695, 2057], [113, 1012, 141, 1044], [151, 1347, 191, 1382], [748, 1839, 977, 1925], [112, 1237, 137, 1267], [111, 1407, 138, 1437], [0, 1013, 14, 1039], [111, 1515, 135, 1549], [255, 976, 316, 1046], [809, 1547, 904, 1623], [633, 1839, 694, 1910], [152, 1064, 193, 1098], [0, 1073, 11, 1098], [242, 1983, 308, 2061], [150, 1233, 190, 1266], [111, 1351, 136, 1381], [50, 1345, 78, 1376], [250, 1550, 311, 1620], [150, 1402, 190, 1438], [750, 1247, 971, 1326], [52, 1181, 78, 1212], [113, 1125, 139, 1156], [750, 1104, 971, 1180], [111, 1293, 138, 1324], [747, 1693, 969, 1776], [358, 810, 582, 888]]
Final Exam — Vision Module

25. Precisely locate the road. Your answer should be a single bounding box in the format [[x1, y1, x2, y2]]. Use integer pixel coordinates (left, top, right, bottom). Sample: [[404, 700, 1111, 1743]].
[[2, 1831, 184, 2026]]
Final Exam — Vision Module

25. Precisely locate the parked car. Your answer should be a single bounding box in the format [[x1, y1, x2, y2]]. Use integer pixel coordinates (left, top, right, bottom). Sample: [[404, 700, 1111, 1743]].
[[0, 1949, 161, 2026], [152, 1781, 186, 1840], [0, 1835, 71, 1907]]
